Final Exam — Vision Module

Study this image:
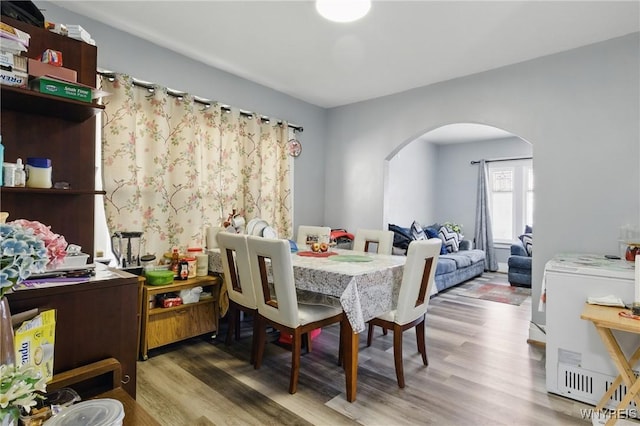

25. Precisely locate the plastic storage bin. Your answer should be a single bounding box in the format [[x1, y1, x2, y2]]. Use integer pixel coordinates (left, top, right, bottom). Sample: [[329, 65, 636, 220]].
[[26, 157, 52, 188]]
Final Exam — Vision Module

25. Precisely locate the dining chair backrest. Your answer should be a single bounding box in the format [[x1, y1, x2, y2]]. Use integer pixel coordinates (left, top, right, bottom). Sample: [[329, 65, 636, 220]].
[[217, 232, 257, 310], [246, 236, 299, 328], [296, 225, 331, 247], [395, 239, 442, 325], [353, 229, 394, 255]]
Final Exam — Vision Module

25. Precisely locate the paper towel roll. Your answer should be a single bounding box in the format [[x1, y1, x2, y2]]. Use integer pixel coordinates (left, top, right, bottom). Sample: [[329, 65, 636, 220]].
[[206, 226, 223, 249]]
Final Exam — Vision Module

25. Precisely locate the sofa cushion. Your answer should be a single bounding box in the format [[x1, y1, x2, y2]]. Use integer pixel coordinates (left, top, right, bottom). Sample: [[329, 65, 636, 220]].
[[411, 220, 427, 240], [519, 233, 533, 256], [460, 249, 486, 264], [438, 226, 459, 253], [435, 257, 457, 275], [440, 253, 471, 269]]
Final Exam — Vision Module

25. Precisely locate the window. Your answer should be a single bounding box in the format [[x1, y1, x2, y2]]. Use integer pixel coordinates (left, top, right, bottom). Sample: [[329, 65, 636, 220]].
[[488, 160, 533, 242]]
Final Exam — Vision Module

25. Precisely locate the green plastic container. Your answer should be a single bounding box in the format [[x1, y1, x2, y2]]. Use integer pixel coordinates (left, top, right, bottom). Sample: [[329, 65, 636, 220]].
[[145, 269, 174, 286]]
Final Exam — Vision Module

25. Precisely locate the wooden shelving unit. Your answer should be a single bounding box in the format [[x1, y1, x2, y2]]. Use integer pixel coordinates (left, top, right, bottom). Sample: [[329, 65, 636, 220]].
[[140, 275, 221, 360], [3, 18, 140, 399], [0, 17, 101, 260]]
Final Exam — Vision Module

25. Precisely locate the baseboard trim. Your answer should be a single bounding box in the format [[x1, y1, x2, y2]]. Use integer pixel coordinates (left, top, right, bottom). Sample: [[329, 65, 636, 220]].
[[528, 322, 546, 345]]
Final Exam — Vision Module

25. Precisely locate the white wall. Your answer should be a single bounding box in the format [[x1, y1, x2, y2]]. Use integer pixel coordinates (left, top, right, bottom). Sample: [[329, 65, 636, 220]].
[[324, 34, 640, 328], [385, 139, 437, 227]]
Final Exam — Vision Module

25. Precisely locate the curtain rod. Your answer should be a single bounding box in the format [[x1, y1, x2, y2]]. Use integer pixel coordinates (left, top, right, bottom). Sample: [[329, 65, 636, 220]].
[[470, 156, 532, 165], [97, 71, 303, 133]]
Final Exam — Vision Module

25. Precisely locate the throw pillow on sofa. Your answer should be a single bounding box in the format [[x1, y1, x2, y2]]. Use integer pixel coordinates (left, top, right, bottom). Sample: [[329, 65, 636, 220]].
[[424, 226, 448, 255], [519, 233, 533, 256], [388, 224, 413, 250], [411, 220, 427, 240], [439, 226, 460, 253]]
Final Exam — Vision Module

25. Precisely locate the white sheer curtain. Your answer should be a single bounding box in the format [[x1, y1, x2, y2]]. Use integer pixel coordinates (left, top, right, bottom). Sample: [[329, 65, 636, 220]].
[[99, 74, 293, 257]]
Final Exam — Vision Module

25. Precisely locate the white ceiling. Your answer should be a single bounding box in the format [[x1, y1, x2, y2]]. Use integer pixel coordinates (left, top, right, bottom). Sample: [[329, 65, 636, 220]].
[[48, 1, 640, 109]]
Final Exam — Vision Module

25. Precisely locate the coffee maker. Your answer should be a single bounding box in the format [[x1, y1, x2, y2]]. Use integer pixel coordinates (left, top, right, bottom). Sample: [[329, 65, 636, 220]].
[[111, 231, 143, 269]]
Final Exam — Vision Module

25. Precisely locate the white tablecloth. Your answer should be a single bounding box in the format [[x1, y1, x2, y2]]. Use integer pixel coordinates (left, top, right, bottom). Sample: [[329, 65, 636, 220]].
[[208, 248, 405, 333]]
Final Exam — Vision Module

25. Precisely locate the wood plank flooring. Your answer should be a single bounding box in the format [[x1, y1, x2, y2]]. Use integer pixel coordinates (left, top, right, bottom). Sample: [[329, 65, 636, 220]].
[[136, 273, 597, 425]]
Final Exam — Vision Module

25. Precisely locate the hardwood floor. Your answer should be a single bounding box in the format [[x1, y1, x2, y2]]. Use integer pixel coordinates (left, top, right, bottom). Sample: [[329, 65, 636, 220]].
[[135, 273, 596, 425]]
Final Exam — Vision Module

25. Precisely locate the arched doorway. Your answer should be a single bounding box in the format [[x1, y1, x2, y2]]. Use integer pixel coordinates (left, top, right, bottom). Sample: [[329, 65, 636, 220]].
[[383, 122, 533, 271]]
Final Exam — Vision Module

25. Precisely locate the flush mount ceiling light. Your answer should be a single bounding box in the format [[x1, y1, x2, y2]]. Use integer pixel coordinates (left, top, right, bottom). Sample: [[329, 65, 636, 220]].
[[315, 0, 371, 23]]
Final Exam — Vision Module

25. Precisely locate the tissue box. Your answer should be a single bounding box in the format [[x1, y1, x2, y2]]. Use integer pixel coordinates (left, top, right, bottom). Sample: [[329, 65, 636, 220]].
[[61, 253, 89, 267]]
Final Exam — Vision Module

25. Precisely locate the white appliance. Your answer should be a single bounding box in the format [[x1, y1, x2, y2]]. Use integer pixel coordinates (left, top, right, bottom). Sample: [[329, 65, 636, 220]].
[[545, 253, 638, 408]]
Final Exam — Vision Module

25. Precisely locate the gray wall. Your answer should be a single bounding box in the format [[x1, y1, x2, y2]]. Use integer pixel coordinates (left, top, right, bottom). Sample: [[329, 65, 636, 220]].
[[434, 136, 533, 237], [39, 1, 640, 329], [37, 1, 328, 237], [325, 34, 639, 328], [385, 139, 437, 227]]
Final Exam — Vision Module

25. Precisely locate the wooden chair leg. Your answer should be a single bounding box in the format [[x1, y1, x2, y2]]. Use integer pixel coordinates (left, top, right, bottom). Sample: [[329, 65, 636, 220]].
[[303, 332, 312, 354], [250, 313, 259, 366], [254, 315, 267, 370], [235, 308, 242, 341], [225, 303, 236, 346], [415, 317, 428, 366], [367, 323, 374, 346], [383, 329, 388, 336], [393, 324, 405, 388], [338, 321, 344, 366], [290, 329, 302, 394]]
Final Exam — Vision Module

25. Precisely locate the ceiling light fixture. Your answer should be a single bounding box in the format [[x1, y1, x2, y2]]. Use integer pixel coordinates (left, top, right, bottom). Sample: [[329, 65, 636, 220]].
[[315, 0, 371, 23]]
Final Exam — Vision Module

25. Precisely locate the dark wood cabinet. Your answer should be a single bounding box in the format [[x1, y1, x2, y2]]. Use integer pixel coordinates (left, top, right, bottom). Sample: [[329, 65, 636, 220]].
[[7, 267, 139, 398], [0, 17, 104, 260], [2, 18, 139, 398]]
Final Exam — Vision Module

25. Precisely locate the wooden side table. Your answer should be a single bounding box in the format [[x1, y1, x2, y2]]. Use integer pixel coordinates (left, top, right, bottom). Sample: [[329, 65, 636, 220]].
[[581, 303, 640, 425], [140, 275, 220, 360]]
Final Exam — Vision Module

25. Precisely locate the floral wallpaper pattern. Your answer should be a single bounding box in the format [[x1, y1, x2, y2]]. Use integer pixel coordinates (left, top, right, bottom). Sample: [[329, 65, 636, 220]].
[[100, 75, 292, 256]]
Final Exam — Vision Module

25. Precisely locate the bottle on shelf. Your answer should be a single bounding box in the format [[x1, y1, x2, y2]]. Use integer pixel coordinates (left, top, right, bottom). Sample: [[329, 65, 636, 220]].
[[169, 248, 180, 279], [14, 158, 25, 187]]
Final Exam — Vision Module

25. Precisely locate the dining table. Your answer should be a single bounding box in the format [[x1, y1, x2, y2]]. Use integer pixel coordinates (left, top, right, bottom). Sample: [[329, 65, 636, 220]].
[[208, 246, 406, 402]]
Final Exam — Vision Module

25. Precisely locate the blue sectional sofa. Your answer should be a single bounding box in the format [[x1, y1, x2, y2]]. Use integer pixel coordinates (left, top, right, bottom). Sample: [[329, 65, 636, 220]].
[[388, 223, 486, 295]]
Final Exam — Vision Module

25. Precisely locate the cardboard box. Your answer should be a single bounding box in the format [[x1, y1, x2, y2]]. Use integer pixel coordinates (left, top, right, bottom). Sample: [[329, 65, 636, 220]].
[[14, 309, 56, 382], [0, 68, 28, 88], [0, 50, 14, 69], [28, 58, 76, 82], [30, 76, 92, 102]]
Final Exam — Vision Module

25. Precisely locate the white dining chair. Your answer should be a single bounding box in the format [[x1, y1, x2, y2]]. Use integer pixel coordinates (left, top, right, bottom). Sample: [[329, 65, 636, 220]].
[[296, 225, 331, 248], [366, 238, 442, 388], [246, 235, 344, 394], [352, 229, 394, 255], [217, 232, 258, 365]]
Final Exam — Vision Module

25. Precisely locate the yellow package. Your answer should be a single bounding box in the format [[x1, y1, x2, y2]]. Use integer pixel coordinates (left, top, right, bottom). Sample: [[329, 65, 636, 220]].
[[14, 309, 56, 382]]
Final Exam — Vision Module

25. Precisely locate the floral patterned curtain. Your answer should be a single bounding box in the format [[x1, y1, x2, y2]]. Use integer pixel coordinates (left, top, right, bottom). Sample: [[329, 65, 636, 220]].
[[99, 74, 292, 256]]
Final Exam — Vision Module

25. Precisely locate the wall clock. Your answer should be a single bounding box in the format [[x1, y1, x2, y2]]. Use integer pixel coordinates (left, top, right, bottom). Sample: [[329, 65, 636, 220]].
[[288, 138, 302, 157]]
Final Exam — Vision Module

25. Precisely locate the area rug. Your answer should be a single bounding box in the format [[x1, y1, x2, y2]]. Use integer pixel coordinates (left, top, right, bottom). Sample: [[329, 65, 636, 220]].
[[455, 282, 531, 306]]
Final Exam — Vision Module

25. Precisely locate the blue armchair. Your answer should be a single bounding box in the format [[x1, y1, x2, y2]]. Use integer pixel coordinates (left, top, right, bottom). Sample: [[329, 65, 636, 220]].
[[508, 239, 532, 287]]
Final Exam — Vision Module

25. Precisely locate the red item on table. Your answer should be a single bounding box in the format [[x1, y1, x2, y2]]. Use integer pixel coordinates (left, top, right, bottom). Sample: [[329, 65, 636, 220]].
[[297, 251, 338, 257]]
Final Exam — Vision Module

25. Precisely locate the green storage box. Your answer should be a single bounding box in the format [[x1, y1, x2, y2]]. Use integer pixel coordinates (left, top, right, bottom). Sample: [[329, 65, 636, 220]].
[[30, 76, 92, 102], [145, 269, 174, 286]]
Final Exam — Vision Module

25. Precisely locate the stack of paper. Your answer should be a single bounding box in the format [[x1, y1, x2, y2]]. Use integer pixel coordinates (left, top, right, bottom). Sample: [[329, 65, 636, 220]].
[[65, 24, 95, 46], [0, 22, 30, 54]]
